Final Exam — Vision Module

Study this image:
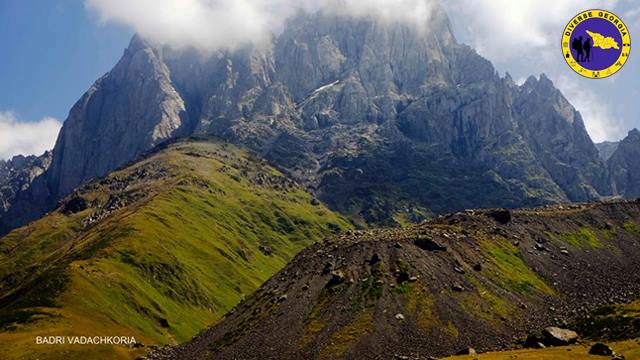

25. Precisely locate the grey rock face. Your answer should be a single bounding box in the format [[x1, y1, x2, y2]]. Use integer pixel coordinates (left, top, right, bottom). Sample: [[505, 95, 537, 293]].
[[596, 141, 620, 161], [0, 152, 52, 213], [514, 75, 611, 200], [608, 129, 640, 197], [46, 35, 188, 199], [0, 5, 633, 231]]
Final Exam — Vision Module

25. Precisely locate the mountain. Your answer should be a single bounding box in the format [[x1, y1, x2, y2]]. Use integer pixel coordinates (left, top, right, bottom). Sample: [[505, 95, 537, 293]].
[[608, 129, 640, 198], [151, 201, 640, 360], [0, 4, 622, 232], [0, 152, 51, 213], [596, 141, 620, 161], [0, 139, 350, 360]]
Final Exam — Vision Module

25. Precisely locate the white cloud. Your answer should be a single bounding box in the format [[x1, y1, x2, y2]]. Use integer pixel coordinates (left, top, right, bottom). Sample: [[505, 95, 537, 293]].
[[0, 112, 62, 160], [555, 76, 625, 142], [445, 0, 618, 62], [85, 0, 437, 52]]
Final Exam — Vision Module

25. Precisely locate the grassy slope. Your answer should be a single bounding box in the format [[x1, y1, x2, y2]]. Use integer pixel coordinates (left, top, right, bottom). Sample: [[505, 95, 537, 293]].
[[445, 268, 640, 360], [0, 140, 351, 360]]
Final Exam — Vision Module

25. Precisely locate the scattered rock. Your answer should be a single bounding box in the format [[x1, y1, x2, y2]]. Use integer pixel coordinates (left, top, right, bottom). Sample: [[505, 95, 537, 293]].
[[589, 343, 614, 356], [325, 270, 345, 288], [158, 318, 170, 328], [456, 348, 477, 355], [322, 262, 333, 275], [414, 237, 447, 251], [395, 313, 405, 321], [408, 276, 418, 282], [524, 334, 546, 349], [535, 243, 547, 252], [488, 209, 512, 224], [473, 263, 482, 272], [62, 195, 88, 215], [454, 266, 465, 274], [278, 294, 288, 302], [452, 284, 464, 292], [259, 245, 272, 256], [560, 249, 570, 256], [542, 327, 578, 346], [310, 198, 321, 206]]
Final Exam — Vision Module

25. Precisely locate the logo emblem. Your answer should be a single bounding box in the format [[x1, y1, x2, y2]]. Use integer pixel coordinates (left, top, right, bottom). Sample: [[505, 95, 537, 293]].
[[562, 9, 631, 79]]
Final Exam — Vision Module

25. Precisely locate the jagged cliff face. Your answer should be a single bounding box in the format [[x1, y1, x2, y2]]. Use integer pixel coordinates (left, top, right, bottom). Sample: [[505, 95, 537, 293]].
[[0, 6, 625, 231], [0, 152, 51, 213], [47, 37, 188, 198], [608, 129, 640, 198], [596, 141, 620, 162]]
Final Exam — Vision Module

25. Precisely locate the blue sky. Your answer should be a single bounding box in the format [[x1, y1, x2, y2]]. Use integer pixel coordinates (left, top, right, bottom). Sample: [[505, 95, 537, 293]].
[[0, 0, 131, 121], [0, 0, 638, 159]]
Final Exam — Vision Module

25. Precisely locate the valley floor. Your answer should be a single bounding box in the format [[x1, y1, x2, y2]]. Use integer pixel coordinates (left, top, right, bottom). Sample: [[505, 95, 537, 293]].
[[445, 338, 640, 359]]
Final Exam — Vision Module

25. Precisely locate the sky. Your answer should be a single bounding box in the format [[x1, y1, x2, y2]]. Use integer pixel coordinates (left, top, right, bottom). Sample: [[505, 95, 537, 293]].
[[0, 0, 638, 160]]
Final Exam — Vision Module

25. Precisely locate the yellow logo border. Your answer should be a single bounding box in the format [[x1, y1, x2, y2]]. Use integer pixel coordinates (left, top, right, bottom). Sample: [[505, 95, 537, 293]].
[[562, 9, 631, 79]]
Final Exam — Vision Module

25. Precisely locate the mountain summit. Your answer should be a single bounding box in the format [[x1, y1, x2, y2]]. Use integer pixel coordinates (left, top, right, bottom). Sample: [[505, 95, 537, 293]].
[[0, 5, 632, 232]]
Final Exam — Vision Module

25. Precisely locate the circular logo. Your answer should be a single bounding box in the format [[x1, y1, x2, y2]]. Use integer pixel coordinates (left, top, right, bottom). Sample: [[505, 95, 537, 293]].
[[562, 9, 631, 79]]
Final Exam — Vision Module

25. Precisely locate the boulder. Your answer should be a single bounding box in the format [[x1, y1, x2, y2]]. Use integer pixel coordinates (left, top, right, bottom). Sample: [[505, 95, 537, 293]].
[[414, 237, 447, 251], [325, 270, 346, 288], [542, 327, 579, 346], [62, 195, 88, 215], [524, 334, 546, 349], [589, 343, 614, 356], [488, 209, 512, 224], [456, 348, 477, 355]]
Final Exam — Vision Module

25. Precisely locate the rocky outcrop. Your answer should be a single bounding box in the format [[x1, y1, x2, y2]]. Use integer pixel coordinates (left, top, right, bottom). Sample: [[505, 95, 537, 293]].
[[514, 75, 611, 200], [596, 141, 620, 161], [149, 201, 640, 359], [0, 152, 51, 213], [46, 35, 188, 200], [608, 129, 640, 198]]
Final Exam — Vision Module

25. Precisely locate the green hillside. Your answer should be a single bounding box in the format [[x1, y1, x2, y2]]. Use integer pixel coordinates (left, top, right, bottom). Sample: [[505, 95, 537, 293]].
[[0, 139, 351, 360]]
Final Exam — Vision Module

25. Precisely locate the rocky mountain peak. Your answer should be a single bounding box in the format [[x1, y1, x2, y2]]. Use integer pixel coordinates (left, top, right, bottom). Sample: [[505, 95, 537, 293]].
[[608, 128, 640, 197], [0, 5, 637, 233], [0, 151, 52, 214], [627, 128, 640, 139], [45, 32, 187, 199]]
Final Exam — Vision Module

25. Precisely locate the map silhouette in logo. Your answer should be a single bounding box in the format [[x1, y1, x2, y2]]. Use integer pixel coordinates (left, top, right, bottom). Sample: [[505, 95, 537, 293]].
[[562, 10, 631, 79]]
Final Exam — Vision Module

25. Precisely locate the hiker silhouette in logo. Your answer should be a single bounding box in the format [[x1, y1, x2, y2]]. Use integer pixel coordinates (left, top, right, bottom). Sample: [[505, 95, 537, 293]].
[[584, 38, 592, 62], [572, 36, 584, 62]]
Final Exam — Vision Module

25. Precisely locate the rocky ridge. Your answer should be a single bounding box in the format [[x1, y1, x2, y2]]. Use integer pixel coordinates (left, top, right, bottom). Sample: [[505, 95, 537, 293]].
[[150, 201, 640, 359], [0, 152, 51, 213], [608, 129, 640, 198]]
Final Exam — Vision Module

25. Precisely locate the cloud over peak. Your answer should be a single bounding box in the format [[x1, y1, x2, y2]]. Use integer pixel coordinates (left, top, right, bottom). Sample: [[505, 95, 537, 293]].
[[85, 0, 438, 52]]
